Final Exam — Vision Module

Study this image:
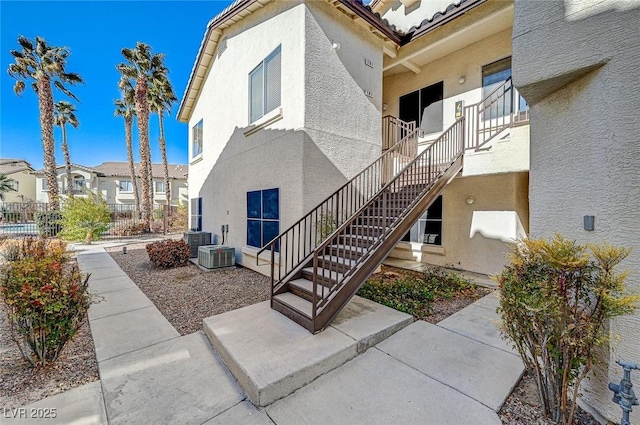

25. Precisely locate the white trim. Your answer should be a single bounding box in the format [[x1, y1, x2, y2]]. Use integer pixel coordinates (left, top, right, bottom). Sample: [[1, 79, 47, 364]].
[[190, 154, 204, 165], [244, 108, 284, 136], [242, 245, 280, 265], [395, 241, 446, 256]]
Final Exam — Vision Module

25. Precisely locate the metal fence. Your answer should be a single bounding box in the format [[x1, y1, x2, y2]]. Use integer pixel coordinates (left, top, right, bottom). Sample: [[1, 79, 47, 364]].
[[0, 202, 186, 239]]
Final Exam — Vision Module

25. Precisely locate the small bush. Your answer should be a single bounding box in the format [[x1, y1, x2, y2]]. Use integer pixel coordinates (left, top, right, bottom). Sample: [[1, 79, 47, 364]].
[[58, 194, 111, 244], [146, 239, 191, 269], [1, 238, 92, 367], [168, 204, 188, 233], [497, 235, 639, 425], [357, 267, 475, 319], [112, 220, 147, 237], [35, 211, 63, 237]]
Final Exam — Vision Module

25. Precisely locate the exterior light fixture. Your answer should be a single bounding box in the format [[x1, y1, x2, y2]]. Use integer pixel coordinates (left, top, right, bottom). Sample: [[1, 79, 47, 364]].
[[465, 196, 474, 205], [331, 41, 341, 50], [458, 76, 466, 84], [382, 103, 388, 111]]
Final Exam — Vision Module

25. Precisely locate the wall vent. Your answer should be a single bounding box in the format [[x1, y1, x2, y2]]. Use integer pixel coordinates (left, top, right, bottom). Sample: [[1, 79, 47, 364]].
[[198, 245, 235, 269]]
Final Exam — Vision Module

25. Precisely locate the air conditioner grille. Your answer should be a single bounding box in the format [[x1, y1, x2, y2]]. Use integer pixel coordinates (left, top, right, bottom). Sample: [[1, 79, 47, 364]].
[[198, 245, 235, 269]]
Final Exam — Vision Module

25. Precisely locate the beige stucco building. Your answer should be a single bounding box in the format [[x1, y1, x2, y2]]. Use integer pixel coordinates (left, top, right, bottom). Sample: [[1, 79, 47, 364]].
[[0, 159, 36, 202], [180, 0, 530, 277], [512, 0, 640, 422], [33, 162, 188, 207]]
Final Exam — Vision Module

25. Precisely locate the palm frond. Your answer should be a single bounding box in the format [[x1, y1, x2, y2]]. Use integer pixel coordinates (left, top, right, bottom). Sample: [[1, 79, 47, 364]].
[[54, 80, 79, 101], [17, 35, 34, 52], [13, 80, 26, 95]]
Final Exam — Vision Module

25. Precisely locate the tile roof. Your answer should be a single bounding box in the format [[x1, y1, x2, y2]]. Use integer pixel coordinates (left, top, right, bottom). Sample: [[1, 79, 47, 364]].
[[406, 0, 485, 37], [0, 159, 34, 175], [32, 162, 188, 179]]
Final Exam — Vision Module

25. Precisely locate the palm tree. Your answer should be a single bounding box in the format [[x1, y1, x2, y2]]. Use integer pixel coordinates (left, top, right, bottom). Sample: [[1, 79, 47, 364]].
[[117, 42, 165, 230], [0, 174, 17, 201], [7, 36, 83, 211], [53, 101, 79, 196], [114, 78, 141, 217], [148, 75, 177, 211]]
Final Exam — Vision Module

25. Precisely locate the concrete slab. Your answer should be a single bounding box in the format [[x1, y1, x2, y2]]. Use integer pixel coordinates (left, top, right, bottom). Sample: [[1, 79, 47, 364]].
[[90, 306, 179, 362], [203, 301, 357, 407], [330, 296, 413, 353], [2, 381, 107, 425], [88, 275, 138, 295], [377, 321, 523, 411], [100, 333, 244, 425], [266, 348, 502, 425], [88, 287, 154, 320], [203, 401, 274, 425], [438, 304, 517, 355], [474, 290, 501, 312], [83, 266, 128, 282]]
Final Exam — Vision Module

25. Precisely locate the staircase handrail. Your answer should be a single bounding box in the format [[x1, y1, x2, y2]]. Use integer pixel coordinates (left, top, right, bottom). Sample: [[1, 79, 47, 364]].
[[256, 117, 419, 283], [310, 117, 465, 318]]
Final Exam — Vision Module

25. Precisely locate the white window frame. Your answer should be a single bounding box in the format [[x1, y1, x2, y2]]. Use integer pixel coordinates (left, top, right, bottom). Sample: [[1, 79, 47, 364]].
[[119, 180, 133, 193], [8, 180, 18, 191], [41, 179, 48, 192], [192, 119, 203, 158], [154, 181, 166, 194], [249, 45, 281, 124]]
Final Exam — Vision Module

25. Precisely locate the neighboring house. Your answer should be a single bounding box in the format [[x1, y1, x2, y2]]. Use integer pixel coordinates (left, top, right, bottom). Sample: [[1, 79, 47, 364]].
[[179, 0, 529, 277], [33, 162, 188, 206], [0, 158, 36, 202], [512, 0, 640, 422]]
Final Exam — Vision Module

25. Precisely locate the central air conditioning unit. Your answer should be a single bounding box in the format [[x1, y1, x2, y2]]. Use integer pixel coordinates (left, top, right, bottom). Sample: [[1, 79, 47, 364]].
[[184, 231, 212, 258], [198, 245, 236, 269]]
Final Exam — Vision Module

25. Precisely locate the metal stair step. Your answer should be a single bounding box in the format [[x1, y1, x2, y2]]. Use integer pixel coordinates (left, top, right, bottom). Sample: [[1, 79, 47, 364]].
[[273, 293, 312, 317], [289, 278, 326, 296], [329, 244, 366, 254], [319, 255, 358, 267], [302, 267, 344, 282]]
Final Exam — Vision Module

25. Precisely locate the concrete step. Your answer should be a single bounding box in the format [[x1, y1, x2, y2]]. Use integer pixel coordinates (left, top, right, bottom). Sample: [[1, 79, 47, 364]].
[[202, 297, 413, 407]]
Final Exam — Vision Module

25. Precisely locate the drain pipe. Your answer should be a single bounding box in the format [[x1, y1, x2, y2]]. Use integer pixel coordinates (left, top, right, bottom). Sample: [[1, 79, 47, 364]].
[[609, 359, 639, 425]]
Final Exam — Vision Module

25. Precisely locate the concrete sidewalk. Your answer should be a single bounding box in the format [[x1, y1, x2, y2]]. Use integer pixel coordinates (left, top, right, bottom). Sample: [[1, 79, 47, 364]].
[[4, 243, 523, 425]]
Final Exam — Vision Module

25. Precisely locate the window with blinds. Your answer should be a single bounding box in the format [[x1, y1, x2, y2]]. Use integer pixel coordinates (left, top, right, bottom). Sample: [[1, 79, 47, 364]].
[[249, 46, 281, 123]]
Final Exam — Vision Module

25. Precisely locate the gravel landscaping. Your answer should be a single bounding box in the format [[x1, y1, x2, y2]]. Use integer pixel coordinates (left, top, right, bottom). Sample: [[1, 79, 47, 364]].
[[0, 304, 99, 409], [106, 242, 271, 335]]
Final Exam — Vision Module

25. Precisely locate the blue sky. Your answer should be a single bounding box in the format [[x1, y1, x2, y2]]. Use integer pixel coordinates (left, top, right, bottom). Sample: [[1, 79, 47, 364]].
[[1, 1, 230, 170]]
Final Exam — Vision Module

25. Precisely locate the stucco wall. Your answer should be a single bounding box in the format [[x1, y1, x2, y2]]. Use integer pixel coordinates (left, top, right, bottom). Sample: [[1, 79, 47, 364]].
[[383, 28, 529, 175], [187, 0, 383, 272], [3, 170, 36, 202], [302, 1, 383, 212], [390, 172, 529, 275], [512, 0, 640, 422]]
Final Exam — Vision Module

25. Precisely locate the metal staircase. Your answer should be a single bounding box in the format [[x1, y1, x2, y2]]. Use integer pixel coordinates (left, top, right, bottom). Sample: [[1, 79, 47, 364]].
[[257, 117, 465, 333]]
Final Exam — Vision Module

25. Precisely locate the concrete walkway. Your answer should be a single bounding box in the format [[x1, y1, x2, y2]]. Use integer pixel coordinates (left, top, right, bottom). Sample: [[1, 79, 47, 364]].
[[4, 243, 523, 424]]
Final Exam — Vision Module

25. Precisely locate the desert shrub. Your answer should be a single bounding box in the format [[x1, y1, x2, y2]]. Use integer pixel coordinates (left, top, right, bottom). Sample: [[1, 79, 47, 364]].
[[146, 239, 191, 269], [168, 204, 188, 233], [152, 208, 164, 220], [0, 238, 92, 367], [150, 220, 163, 233], [35, 211, 63, 237], [111, 210, 134, 220], [58, 194, 111, 244], [358, 267, 475, 319], [496, 235, 639, 425]]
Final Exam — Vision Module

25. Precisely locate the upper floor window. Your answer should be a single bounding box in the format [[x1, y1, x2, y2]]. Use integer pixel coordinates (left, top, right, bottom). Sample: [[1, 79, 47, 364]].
[[155, 181, 166, 193], [41, 179, 48, 191], [73, 176, 85, 192], [249, 46, 281, 124], [119, 180, 133, 192], [399, 81, 443, 134], [192, 119, 203, 158], [7, 180, 18, 191]]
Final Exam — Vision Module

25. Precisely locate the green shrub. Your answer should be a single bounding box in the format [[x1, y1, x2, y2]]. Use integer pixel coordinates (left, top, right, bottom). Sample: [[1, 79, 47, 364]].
[[357, 267, 475, 319], [34, 211, 63, 237], [496, 235, 639, 425], [58, 194, 111, 244], [146, 239, 191, 269], [1, 238, 92, 367]]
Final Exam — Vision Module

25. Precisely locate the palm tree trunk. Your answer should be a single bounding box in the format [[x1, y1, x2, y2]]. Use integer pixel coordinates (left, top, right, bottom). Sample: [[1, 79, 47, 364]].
[[135, 76, 151, 231], [157, 109, 171, 213], [61, 124, 73, 196], [146, 141, 153, 218], [38, 75, 59, 211], [124, 116, 141, 218]]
